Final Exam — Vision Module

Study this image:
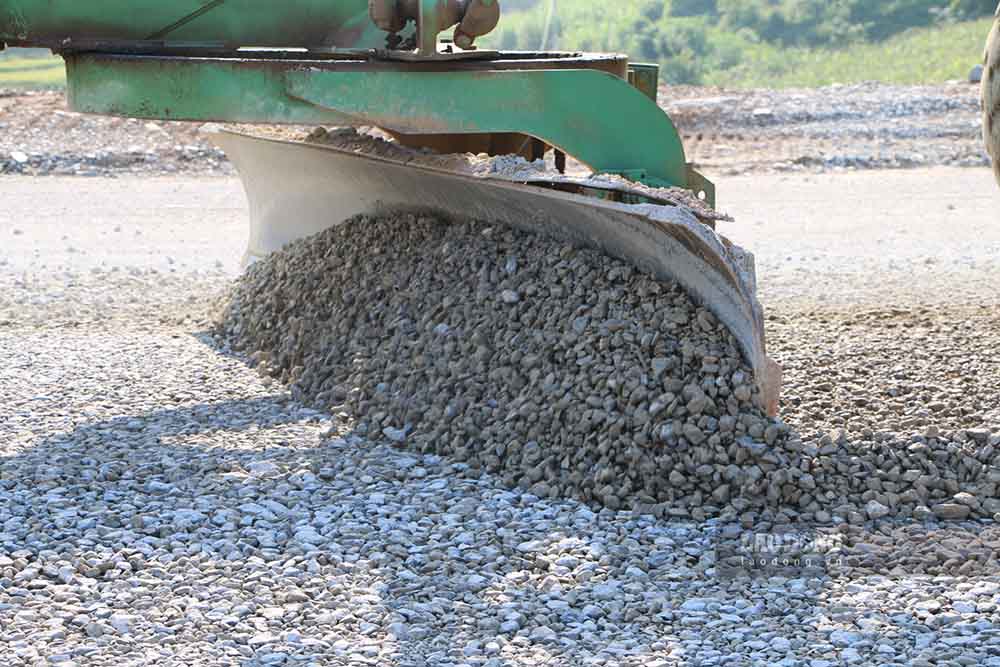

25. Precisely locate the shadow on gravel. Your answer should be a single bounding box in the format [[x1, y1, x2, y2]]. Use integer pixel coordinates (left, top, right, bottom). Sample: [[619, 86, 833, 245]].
[[3, 395, 676, 665], [0, 393, 798, 664], [3, 320, 995, 662], [191, 327, 1000, 655], [6, 388, 1000, 665]]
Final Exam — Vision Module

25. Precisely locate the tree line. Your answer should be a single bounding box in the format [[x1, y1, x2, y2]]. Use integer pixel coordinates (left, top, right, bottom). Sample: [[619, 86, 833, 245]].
[[492, 0, 997, 84]]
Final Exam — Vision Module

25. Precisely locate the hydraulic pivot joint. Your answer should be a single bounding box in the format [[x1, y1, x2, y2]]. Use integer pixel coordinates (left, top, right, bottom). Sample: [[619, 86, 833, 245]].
[[369, 0, 501, 54]]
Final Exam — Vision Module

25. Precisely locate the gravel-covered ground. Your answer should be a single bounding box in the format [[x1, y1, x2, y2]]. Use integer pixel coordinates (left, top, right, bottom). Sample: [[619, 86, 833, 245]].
[[218, 212, 781, 518], [663, 82, 989, 175], [2, 74, 999, 666], [0, 90, 230, 177], [2, 169, 1000, 666], [1, 80, 988, 177], [215, 206, 1000, 529]]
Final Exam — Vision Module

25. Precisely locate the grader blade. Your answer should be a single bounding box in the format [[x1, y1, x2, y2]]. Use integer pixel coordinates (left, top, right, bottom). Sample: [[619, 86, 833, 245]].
[[208, 128, 781, 415], [3, 0, 783, 414]]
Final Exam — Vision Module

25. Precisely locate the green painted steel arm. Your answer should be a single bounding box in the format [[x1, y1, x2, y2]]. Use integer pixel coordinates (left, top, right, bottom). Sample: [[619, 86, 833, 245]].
[[65, 53, 690, 189], [66, 54, 360, 125], [286, 68, 689, 188]]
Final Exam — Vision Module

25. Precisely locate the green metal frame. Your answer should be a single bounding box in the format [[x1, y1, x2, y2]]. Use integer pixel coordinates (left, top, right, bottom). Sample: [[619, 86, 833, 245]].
[[1, 0, 381, 49], [5, 0, 715, 202], [1, 0, 491, 56], [286, 68, 689, 188], [65, 53, 695, 192]]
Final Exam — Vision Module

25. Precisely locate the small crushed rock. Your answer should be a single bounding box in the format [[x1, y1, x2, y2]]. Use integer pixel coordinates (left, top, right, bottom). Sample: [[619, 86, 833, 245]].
[[664, 81, 988, 175], [302, 126, 552, 180], [6, 174, 1000, 666], [218, 212, 772, 518], [0, 90, 229, 177], [218, 213, 1000, 524]]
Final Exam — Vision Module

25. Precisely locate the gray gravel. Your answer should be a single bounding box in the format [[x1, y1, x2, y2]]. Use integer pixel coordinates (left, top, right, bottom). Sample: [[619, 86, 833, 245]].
[[0, 90, 229, 177], [218, 212, 778, 517], [217, 211, 1000, 527], [1, 81, 989, 178], [6, 321, 1000, 667], [665, 81, 989, 175], [3, 170, 1000, 666]]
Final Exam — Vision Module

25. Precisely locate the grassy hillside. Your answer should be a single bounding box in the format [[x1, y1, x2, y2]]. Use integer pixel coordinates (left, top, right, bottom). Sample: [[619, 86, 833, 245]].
[[491, 0, 995, 87], [706, 18, 994, 87], [0, 13, 993, 90], [0, 50, 64, 89]]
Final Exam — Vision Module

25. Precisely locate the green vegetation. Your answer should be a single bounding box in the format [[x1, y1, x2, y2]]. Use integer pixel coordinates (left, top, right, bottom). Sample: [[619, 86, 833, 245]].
[[0, 49, 64, 89], [708, 17, 995, 87], [0, 2, 995, 89], [490, 0, 998, 86]]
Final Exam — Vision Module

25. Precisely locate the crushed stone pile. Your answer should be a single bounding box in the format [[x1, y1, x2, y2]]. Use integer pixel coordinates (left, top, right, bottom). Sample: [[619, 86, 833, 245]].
[[218, 213, 1000, 524]]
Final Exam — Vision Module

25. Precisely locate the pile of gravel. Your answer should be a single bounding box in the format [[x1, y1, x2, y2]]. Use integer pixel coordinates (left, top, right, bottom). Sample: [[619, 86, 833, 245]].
[[218, 213, 1000, 524]]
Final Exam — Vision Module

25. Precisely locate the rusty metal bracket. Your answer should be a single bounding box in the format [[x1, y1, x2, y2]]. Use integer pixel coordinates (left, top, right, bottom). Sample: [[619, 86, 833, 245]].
[[627, 63, 659, 102], [686, 165, 716, 208]]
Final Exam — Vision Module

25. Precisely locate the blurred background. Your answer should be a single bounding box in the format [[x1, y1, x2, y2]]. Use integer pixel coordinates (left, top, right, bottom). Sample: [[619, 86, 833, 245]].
[[1, 1, 996, 89], [487, 0, 996, 87]]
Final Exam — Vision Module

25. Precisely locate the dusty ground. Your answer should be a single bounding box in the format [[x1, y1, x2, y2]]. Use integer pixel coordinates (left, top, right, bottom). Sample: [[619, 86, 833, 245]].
[[664, 82, 988, 175], [725, 167, 1000, 307], [0, 90, 228, 177], [2, 72, 1000, 667], [1, 81, 989, 177], [5, 168, 995, 310], [2, 167, 999, 666]]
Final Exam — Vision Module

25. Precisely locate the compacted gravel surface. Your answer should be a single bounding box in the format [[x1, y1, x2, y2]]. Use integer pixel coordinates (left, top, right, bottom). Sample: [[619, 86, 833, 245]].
[[664, 82, 989, 175], [0, 90, 229, 177], [2, 168, 1000, 666], [2, 65, 1000, 665]]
